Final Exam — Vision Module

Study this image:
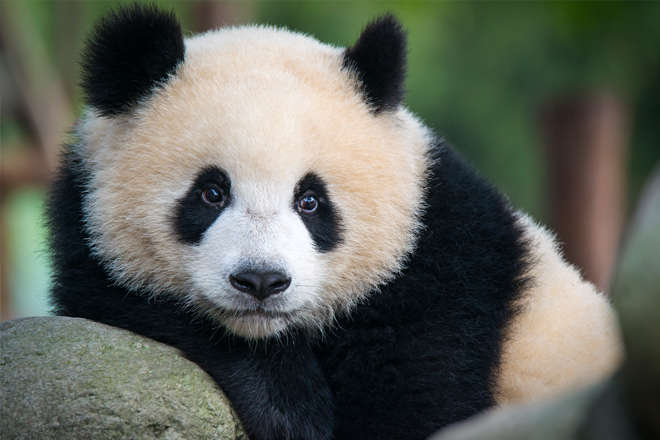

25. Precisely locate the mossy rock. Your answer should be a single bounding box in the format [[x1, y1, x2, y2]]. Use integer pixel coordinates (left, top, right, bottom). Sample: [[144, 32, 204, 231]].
[[0, 316, 246, 440]]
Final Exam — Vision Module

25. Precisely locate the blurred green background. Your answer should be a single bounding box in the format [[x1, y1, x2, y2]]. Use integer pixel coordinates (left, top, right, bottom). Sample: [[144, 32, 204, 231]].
[[1, 1, 659, 320]]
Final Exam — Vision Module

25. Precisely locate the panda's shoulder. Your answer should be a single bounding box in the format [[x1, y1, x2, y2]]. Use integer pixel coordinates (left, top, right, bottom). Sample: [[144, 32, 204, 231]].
[[496, 214, 622, 404]]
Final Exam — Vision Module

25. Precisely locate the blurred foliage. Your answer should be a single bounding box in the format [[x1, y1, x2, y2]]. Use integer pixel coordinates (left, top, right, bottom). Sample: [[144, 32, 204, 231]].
[[3, 189, 51, 317], [2, 0, 659, 318]]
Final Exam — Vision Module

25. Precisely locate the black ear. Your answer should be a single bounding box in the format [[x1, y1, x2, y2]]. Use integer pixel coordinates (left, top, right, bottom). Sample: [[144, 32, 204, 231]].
[[343, 15, 406, 113], [81, 4, 185, 116]]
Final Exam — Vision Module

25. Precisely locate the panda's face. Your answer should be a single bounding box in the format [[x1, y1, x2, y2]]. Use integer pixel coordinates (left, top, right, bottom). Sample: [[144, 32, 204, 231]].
[[80, 26, 430, 338]]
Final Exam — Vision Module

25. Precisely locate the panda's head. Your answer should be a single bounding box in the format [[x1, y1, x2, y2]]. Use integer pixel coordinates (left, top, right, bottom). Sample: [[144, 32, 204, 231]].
[[79, 5, 431, 339]]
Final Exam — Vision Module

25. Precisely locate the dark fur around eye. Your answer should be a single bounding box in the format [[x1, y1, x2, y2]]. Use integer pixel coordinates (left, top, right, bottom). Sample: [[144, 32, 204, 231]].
[[174, 167, 231, 244], [293, 173, 343, 252]]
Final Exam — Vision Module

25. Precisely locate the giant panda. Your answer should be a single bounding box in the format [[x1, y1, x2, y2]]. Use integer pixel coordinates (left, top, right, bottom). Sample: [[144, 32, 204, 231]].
[[47, 5, 622, 440]]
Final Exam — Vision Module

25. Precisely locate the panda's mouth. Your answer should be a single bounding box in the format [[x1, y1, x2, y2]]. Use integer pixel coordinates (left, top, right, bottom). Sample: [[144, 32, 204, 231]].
[[231, 308, 296, 319]]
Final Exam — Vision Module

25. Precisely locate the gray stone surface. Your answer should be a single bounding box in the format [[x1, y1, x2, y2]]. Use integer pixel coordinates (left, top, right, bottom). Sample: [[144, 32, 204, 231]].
[[611, 166, 660, 437], [429, 383, 601, 440], [430, 378, 637, 440], [0, 316, 246, 440]]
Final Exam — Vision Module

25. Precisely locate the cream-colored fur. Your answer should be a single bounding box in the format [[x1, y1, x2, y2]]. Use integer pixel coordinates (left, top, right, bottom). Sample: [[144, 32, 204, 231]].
[[78, 26, 431, 337], [495, 214, 623, 404]]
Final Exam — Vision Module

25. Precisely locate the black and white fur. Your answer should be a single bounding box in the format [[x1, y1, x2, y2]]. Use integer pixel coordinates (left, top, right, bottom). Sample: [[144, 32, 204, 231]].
[[48, 5, 621, 440]]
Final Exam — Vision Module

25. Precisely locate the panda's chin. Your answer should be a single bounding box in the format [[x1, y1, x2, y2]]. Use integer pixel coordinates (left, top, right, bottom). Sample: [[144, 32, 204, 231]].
[[190, 295, 296, 339], [222, 312, 292, 339]]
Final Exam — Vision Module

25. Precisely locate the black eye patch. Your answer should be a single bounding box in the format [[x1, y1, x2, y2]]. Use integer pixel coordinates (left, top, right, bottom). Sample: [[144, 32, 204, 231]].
[[293, 173, 343, 252], [174, 166, 231, 245]]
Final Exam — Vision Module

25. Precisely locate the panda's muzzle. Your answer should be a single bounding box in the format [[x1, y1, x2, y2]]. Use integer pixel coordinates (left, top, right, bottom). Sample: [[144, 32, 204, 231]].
[[229, 270, 291, 301]]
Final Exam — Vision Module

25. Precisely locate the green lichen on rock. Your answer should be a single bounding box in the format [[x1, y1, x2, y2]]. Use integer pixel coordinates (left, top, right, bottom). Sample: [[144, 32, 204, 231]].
[[0, 316, 246, 440]]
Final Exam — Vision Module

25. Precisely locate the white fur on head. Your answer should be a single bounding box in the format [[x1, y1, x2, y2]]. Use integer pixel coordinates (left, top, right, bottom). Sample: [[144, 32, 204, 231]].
[[79, 25, 431, 338]]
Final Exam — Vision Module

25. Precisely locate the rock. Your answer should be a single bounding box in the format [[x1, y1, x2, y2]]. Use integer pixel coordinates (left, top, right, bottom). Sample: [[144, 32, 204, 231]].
[[429, 383, 599, 440], [429, 379, 637, 440], [611, 166, 660, 438], [0, 316, 246, 440]]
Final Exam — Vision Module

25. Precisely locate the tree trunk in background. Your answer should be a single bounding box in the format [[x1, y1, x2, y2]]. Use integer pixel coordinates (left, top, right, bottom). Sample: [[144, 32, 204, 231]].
[[192, 1, 254, 32], [539, 93, 627, 294]]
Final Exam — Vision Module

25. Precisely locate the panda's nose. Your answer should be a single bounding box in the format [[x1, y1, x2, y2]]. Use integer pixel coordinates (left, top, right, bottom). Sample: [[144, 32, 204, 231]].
[[229, 270, 291, 300]]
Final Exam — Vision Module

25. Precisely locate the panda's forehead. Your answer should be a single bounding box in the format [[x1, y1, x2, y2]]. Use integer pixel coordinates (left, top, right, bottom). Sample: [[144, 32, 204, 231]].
[[182, 25, 345, 90], [134, 79, 331, 191], [125, 27, 396, 189]]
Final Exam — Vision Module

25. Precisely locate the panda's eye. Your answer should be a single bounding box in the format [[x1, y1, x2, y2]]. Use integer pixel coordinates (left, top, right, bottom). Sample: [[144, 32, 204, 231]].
[[297, 193, 319, 214], [201, 184, 226, 207]]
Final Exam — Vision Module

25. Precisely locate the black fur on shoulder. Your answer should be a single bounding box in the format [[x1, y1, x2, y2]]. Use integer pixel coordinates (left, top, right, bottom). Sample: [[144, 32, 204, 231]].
[[315, 139, 532, 439], [81, 4, 185, 116], [343, 14, 407, 113]]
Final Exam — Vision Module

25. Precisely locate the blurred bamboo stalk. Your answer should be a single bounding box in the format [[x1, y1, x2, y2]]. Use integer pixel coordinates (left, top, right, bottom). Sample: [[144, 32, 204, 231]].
[[540, 93, 627, 294], [0, 2, 73, 172], [192, 1, 254, 32], [0, 2, 75, 320]]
